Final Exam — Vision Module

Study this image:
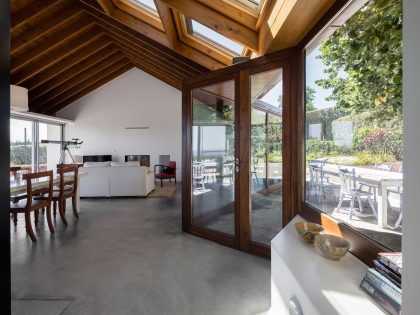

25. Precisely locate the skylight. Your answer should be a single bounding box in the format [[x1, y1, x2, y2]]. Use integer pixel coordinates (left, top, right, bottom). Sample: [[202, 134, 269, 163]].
[[191, 20, 244, 55], [133, 0, 157, 13]]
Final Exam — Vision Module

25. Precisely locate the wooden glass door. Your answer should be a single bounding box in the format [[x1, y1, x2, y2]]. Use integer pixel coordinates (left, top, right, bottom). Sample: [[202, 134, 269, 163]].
[[185, 74, 239, 246]]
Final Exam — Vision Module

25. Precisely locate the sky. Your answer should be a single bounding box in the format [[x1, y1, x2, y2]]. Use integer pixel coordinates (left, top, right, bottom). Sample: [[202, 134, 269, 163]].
[[306, 48, 337, 109], [10, 119, 50, 143]]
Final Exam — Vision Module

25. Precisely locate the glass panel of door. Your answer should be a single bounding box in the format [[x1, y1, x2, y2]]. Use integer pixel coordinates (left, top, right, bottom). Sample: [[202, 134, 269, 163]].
[[191, 79, 236, 236], [250, 68, 283, 246]]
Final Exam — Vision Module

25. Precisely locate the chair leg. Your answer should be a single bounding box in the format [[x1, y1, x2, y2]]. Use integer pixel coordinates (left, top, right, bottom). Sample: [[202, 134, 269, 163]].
[[58, 199, 68, 226], [53, 201, 57, 218], [349, 196, 355, 220], [72, 196, 79, 219], [25, 212, 37, 242], [335, 194, 344, 213], [34, 210, 39, 226], [161, 179, 163, 187], [357, 196, 363, 213], [46, 205, 55, 234], [13, 213, 18, 226], [394, 207, 403, 229], [367, 196, 377, 219]]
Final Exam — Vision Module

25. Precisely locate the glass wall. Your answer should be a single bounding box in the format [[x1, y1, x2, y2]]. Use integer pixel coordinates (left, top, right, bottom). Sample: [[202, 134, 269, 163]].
[[250, 68, 283, 245], [10, 117, 63, 172], [38, 122, 62, 171], [304, 0, 402, 251], [192, 79, 236, 236], [10, 118, 34, 172]]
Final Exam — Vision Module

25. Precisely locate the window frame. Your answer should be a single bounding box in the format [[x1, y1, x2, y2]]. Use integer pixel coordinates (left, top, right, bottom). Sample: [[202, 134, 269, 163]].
[[296, 0, 397, 266]]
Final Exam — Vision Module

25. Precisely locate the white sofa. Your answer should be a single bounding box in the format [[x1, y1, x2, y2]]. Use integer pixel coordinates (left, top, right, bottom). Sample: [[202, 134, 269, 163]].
[[79, 161, 155, 197]]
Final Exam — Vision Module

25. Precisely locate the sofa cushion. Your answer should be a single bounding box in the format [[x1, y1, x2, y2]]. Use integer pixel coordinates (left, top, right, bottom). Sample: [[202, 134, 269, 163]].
[[83, 161, 111, 167], [111, 161, 140, 167]]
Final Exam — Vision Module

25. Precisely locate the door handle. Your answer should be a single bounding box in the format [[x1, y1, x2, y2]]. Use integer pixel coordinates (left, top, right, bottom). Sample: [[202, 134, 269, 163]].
[[235, 158, 240, 165]]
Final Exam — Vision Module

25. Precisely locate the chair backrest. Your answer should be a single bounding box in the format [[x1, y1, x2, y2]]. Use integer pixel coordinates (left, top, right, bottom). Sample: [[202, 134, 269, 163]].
[[338, 168, 356, 194], [159, 155, 170, 166], [23, 170, 53, 207], [168, 161, 176, 169], [58, 165, 78, 196], [374, 164, 392, 172], [192, 163, 204, 178]]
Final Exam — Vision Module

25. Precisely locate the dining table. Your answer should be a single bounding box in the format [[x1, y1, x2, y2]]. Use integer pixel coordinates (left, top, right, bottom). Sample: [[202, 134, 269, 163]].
[[322, 164, 403, 228], [10, 171, 88, 211]]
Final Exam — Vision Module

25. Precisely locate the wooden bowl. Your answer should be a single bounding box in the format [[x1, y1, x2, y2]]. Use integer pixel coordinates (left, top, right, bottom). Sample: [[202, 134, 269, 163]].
[[314, 234, 350, 261], [295, 221, 324, 243]]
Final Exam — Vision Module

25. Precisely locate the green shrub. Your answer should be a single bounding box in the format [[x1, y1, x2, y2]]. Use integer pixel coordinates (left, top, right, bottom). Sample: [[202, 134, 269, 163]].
[[327, 156, 358, 165], [355, 152, 394, 165]]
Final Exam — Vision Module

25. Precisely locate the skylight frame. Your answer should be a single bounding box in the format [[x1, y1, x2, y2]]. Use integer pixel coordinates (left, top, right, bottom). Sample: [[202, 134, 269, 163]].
[[185, 17, 245, 56], [132, 0, 158, 15]]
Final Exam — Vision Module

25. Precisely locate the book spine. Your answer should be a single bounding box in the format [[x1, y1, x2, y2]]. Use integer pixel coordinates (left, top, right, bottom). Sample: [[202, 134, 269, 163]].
[[360, 278, 400, 315], [374, 260, 401, 286], [378, 255, 402, 276], [366, 270, 402, 305]]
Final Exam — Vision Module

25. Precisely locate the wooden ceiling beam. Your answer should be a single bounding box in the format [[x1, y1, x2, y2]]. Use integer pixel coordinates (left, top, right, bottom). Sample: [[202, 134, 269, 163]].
[[259, 0, 335, 54], [12, 26, 101, 85], [12, 0, 63, 29], [97, 0, 116, 15], [11, 4, 81, 54], [79, 0, 222, 71], [12, 14, 94, 74], [30, 52, 127, 110], [22, 36, 112, 91], [29, 45, 120, 101], [44, 63, 134, 115], [115, 0, 164, 32], [119, 48, 184, 84], [154, 0, 180, 49], [196, 0, 258, 30], [102, 28, 191, 79], [159, 0, 258, 52], [125, 58, 181, 90]]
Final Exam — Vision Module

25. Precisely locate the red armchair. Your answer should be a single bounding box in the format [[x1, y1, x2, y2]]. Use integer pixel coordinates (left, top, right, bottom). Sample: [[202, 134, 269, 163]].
[[154, 161, 177, 187]]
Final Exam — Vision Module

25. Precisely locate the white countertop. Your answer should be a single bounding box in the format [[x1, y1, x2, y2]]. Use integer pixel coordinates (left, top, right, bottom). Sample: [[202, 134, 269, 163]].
[[270, 215, 385, 315]]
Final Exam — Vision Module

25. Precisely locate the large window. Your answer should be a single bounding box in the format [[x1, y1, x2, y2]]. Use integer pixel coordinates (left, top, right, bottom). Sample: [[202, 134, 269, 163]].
[[10, 118, 34, 172], [10, 117, 63, 172], [304, 0, 402, 251]]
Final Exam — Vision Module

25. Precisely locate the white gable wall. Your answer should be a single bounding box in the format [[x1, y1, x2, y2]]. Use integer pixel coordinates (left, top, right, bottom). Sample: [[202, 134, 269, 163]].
[[57, 68, 182, 178]]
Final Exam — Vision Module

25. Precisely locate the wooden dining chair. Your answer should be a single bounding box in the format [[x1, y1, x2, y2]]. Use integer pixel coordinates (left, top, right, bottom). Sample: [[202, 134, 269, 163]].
[[10, 170, 54, 242], [37, 165, 79, 225]]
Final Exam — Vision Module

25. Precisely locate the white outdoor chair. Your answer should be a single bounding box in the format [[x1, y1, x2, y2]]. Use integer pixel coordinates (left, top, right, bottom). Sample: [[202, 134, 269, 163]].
[[387, 186, 403, 229], [335, 168, 377, 220], [307, 162, 337, 204], [192, 163, 205, 191]]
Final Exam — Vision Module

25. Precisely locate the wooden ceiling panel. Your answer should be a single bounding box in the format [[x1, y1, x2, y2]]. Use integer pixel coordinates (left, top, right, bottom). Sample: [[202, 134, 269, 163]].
[[11, 0, 334, 114], [29, 45, 121, 100], [30, 52, 127, 110], [43, 63, 135, 115], [20, 36, 112, 91], [11, 4, 81, 54], [37, 58, 131, 113]]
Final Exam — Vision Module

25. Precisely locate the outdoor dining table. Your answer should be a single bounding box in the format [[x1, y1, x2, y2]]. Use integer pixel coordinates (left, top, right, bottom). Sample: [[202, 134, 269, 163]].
[[10, 171, 87, 211], [322, 164, 403, 228]]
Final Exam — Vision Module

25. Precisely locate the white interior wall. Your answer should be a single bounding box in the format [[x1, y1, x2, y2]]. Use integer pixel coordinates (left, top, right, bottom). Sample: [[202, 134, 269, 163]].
[[57, 68, 182, 178], [402, 0, 420, 312]]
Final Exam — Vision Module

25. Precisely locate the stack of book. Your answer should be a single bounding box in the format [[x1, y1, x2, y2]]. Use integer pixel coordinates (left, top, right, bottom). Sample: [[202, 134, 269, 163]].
[[360, 252, 402, 315]]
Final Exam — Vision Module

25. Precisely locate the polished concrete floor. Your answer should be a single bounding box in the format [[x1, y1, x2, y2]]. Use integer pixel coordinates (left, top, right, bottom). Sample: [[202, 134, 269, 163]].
[[11, 188, 271, 315]]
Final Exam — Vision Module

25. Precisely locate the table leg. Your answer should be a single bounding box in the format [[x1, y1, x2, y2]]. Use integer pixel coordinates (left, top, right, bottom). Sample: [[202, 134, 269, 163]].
[[76, 176, 81, 212], [377, 185, 388, 228]]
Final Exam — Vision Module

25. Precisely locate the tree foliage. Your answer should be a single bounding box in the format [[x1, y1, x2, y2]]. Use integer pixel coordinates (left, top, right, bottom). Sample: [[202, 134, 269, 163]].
[[316, 0, 402, 122], [306, 86, 317, 111]]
